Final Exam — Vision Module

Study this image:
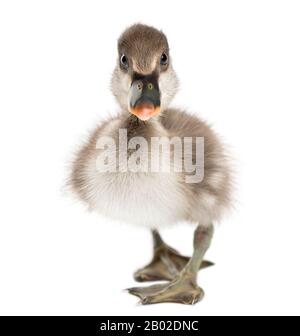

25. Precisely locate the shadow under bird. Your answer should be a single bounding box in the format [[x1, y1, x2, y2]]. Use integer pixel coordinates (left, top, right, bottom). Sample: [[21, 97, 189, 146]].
[[70, 24, 232, 305]]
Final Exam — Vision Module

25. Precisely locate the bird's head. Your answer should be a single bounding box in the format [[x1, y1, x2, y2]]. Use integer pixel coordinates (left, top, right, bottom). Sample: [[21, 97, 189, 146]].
[[111, 24, 178, 121]]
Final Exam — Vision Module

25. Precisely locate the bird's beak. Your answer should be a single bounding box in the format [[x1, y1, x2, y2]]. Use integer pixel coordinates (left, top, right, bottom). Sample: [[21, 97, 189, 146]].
[[128, 74, 161, 121]]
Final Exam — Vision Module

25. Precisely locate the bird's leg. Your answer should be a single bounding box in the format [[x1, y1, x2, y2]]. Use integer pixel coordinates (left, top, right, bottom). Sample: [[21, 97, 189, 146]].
[[134, 229, 213, 282], [128, 225, 214, 305]]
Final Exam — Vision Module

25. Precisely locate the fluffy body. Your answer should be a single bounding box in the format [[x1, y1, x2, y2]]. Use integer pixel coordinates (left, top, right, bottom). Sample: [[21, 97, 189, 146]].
[[70, 109, 231, 229]]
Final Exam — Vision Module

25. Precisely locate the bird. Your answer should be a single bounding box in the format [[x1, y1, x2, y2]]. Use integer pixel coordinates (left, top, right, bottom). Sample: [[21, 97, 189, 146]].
[[70, 23, 232, 305]]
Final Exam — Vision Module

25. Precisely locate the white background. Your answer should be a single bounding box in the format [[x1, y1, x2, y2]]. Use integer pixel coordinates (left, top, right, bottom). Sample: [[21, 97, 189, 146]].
[[0, 0, 300, 316]]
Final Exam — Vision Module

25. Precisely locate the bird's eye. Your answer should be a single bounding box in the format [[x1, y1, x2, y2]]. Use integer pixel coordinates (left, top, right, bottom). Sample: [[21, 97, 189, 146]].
[[120, 54, 129, 69], [160, 53, 168, 66]]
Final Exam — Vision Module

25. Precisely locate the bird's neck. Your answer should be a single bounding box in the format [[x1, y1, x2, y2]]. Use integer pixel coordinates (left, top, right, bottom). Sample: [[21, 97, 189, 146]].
[[120, 113, 168, 140]]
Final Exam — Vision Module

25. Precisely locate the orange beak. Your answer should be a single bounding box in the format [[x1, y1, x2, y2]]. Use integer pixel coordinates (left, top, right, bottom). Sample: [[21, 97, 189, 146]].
[[129, 102, 160, 121], [128, 76, 161, 121]]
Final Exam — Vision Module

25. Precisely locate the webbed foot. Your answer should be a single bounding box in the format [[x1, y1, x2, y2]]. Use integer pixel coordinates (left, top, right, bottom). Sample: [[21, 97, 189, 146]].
[[134, 244, 213, 282], [128, 272, 204, 305]]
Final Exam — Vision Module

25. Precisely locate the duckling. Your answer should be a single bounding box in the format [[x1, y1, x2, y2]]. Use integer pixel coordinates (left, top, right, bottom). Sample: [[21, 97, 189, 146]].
[[70, 24, 232, 305]]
